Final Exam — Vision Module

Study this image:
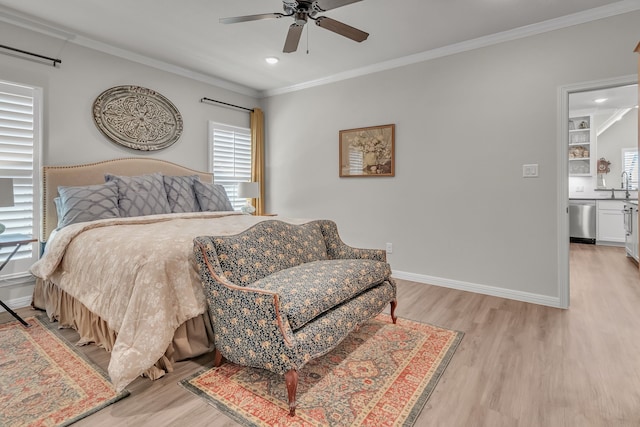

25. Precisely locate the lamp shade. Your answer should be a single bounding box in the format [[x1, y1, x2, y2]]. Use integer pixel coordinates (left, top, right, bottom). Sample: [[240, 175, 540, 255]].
[[0, 178, 14, 208], [238, 182, 260, 199]]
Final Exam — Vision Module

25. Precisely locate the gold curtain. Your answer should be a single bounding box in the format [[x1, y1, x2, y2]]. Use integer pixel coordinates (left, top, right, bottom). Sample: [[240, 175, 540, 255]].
[[250, 108, 265, 215]]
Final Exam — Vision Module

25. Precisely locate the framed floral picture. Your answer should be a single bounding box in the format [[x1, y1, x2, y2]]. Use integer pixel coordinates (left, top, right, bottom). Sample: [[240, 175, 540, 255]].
[[339, 124, 395, 177]]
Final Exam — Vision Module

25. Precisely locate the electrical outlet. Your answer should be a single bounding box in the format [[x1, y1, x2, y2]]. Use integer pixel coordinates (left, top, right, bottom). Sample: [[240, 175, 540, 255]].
[[385, 243, 393, 254]]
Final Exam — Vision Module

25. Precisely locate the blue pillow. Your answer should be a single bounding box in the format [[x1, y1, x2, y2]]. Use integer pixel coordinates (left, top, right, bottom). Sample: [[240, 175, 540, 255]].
[[57, 182, 120, 229], [105, 173, 171, 217], [193, 181, 233, 212], [163, 175, 200, 213]]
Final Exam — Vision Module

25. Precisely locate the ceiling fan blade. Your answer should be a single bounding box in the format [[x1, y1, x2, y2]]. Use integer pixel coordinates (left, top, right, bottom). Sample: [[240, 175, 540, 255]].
[[283, 23, 304, 53], [220, 13, 285, 24], [315, 0, 363, 12], [315, 16, 368, 42]]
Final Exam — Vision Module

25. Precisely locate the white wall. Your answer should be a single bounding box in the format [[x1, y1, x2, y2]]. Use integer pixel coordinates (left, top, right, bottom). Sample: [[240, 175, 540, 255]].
[[263, 11, 640, 305], [0, 22, 260, 306], [598, 111, 638, 186]]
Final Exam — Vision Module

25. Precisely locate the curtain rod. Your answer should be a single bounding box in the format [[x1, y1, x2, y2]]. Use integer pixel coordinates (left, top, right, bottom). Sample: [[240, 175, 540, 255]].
[[200, 97, 253, 112], [0, 44, 62, 67]]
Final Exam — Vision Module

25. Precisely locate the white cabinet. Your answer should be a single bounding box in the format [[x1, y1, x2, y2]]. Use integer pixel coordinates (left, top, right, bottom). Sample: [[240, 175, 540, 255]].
[[568, 115, 595, 176], [596, 200, 626, 245], [624, 203, 639, 262]]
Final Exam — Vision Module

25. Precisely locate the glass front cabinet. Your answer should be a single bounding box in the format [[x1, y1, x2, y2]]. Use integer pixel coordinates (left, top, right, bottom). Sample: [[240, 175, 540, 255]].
[[568, 115, 594, 176]]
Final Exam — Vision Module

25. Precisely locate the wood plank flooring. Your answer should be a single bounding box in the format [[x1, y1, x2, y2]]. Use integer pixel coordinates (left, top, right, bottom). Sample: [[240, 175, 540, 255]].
[[3, 244, 640, 426]]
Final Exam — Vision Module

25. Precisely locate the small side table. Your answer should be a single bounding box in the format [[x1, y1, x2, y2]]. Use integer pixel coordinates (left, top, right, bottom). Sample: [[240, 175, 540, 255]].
[[0, 233, 37, 327]]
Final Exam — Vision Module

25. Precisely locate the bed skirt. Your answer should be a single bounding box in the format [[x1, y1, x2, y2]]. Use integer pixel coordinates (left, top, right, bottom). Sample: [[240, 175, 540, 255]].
[[32, 278, 214, 381]]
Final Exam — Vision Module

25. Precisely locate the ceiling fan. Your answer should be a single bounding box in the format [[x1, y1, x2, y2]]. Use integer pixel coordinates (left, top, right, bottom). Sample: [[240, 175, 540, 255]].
[[220, 0, 369, 53]]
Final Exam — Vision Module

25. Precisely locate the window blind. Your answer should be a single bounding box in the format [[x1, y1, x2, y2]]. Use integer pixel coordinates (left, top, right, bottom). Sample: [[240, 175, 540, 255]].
[[622, 148, 638, 190], [0, 81, 40, 279], [209, 123, 252, 210]]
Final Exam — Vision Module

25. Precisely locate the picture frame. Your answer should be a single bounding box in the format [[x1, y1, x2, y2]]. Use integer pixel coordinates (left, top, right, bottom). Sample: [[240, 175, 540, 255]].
[[339, 124, 395, 177]]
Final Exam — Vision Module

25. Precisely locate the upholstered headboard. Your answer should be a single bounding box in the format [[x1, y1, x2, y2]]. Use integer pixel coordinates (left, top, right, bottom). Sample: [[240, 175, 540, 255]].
[[41, 158, 213, 243]]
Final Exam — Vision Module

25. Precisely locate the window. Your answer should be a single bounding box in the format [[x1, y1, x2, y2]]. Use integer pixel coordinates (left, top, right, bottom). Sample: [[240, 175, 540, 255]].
[[0, 81, 41, 280], [209, 122, 252, 210], [622, 148, 638, 190]]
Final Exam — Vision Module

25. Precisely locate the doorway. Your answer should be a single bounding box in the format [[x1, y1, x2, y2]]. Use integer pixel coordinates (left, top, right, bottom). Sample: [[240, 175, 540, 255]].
[[559, 76, 638, 308]]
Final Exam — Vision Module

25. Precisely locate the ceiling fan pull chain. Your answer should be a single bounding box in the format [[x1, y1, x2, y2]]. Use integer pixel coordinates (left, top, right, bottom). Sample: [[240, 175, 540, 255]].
[[306, 25, 310, 54]]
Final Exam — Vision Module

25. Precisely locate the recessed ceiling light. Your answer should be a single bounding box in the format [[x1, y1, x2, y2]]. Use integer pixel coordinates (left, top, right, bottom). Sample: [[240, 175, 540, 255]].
[[594, 98, 608, 103], [265, 57, 279, 65]]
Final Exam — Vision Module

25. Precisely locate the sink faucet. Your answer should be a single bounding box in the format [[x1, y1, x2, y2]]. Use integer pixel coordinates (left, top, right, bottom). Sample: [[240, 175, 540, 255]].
[[621, 171, 630, 199]]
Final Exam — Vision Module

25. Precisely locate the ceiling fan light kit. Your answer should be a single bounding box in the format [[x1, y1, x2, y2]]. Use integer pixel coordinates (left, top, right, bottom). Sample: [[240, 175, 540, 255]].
[[220, 0, 369, 53]]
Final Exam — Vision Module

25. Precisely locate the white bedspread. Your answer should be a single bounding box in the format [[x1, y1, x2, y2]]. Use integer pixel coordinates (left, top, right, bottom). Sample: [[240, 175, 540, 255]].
[[30, 212, 305, 391]]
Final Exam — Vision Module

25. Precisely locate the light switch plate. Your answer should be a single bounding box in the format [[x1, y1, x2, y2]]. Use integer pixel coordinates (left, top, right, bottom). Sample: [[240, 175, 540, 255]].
[[523, 164, 539, 178]]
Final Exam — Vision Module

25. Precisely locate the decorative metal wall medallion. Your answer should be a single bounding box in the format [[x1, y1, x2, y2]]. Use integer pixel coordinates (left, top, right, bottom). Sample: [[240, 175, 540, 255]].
[[92, 85, 183, 151]]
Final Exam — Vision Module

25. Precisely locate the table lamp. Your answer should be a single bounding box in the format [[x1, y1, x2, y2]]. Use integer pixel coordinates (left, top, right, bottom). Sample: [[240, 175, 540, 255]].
[[0, 178, 14, 234], [238, 181, 260, 215]]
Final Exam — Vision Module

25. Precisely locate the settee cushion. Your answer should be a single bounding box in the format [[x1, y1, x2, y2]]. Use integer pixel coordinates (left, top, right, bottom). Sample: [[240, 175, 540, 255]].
[[212, 221, 328, 286], [251, 259, 391, 330]]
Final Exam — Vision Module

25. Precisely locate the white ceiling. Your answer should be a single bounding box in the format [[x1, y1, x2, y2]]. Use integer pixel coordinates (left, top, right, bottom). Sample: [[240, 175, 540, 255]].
[[1, 0, 639, 97], [570, 84, 638, 114]]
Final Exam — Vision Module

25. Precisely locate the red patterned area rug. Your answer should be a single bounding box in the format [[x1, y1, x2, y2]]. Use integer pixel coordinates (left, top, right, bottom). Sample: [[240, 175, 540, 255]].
[[181, 315, 463, 427], [0, 315, 129, 427]]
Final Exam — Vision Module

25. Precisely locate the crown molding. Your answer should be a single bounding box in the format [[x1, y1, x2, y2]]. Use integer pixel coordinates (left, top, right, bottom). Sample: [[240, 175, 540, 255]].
[[2, 1, 639, 99], [71, 36, 260, 97], [261, 0, 640, 97], [0, 5, 260, 98], [0, 5, 75, 40]]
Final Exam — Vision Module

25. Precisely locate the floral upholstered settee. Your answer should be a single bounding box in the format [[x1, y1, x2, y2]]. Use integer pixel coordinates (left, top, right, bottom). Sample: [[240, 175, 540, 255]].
[[193, 219, 397, 416]]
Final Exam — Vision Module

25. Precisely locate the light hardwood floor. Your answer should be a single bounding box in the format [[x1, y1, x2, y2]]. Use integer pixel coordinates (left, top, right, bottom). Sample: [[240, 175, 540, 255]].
[[4, 244, 640, 426]]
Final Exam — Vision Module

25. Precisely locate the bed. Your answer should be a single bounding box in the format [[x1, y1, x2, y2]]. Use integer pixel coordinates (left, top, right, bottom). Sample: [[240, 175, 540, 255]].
[[30, 158, 302, 392]]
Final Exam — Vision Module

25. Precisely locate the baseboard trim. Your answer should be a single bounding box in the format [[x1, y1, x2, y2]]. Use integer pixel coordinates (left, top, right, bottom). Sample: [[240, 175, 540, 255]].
[[392, 270, 562, 308], [0, 294, 33, 312], [0, 273, 564, 311], [596, 241, 625, 247]]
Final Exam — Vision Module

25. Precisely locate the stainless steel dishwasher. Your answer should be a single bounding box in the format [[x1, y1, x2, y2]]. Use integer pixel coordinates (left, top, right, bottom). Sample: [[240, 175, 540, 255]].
[[569, 199, 596, 243]]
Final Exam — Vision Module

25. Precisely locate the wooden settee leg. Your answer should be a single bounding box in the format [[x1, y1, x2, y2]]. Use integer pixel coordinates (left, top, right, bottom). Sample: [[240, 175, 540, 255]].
[[285, 369, 298, 416], [213, 348, 224, 367], [390, 299, 398, 324]]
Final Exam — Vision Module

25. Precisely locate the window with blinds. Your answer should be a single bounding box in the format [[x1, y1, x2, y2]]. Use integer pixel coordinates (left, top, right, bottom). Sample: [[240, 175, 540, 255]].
[[209, 122, 252, 210], [622, 148, 638, 190], [0, 81, 40, 279]]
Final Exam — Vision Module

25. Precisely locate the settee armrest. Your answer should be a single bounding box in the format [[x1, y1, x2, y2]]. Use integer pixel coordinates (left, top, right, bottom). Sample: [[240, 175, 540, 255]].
[[315, 220, 386, 262], [193, 237, 301, 374]]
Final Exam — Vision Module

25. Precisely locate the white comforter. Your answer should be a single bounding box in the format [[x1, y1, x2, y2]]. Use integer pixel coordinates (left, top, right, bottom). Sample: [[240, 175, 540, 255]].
[[30, 211, 305, 391]]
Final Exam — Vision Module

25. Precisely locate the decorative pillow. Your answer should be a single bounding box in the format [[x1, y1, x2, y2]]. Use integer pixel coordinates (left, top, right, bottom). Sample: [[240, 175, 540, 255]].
[[56, 181, 120, 229], [53, 197, 63, 226], [105, 172, 171, 217], [194, 181, 233, 212], [163, 175, 200, 213]]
